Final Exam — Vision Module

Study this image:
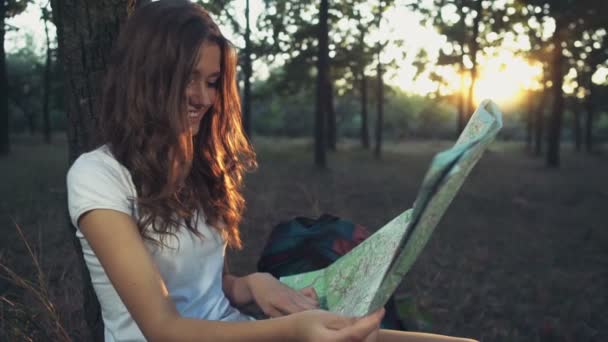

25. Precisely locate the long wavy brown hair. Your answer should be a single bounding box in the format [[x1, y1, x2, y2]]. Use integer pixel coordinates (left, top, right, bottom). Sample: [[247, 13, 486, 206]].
[[99, 0, 255, 249]]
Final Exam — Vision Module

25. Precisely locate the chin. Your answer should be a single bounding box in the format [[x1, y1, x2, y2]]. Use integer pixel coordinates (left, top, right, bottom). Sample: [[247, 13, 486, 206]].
[[191, 125, 201, 136]]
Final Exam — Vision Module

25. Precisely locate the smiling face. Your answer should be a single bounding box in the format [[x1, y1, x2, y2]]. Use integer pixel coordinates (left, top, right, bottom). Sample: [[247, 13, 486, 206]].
[[186, 41, 221, 136]]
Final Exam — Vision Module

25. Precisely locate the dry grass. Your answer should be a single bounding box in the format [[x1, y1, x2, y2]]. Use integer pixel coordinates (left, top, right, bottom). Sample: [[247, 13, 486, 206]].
[[1, 135, 607, 341], [0, 222, 71, 341]]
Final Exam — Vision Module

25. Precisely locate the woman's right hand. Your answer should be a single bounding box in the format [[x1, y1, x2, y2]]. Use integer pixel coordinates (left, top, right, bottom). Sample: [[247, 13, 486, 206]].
[[290, 308, 385, 342]]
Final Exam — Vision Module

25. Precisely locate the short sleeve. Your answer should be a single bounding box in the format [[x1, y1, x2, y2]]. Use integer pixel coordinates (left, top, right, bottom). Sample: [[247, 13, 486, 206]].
[[66, 151, 134, 229]]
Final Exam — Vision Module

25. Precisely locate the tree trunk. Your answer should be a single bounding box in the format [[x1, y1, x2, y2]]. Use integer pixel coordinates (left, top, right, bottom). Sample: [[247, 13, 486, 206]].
[[242, 0, 252, 137], [466, 0, 483, 119], [43, 9, 53, 144], [315, 0, 328, 167], [534, 89, 545, 157], [526, 90, 534, 153], [327, 79, 336, 151], [458, 64, 466, 134], [457, 2, 466, 135], [360, 71, 369, 149], [573, 99, 581, 152], [585, 86, 594, 153], [0, 1, 9, 156], [374, 55, 383, 159], [26, 109, 36, 134], [547, 26, 564, 168], [51, 0, 127, 164], [51, 0, 128, 340]]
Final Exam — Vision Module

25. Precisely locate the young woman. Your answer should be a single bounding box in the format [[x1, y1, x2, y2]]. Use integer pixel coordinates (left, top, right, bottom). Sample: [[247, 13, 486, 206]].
[[67, 1, 477, 341]]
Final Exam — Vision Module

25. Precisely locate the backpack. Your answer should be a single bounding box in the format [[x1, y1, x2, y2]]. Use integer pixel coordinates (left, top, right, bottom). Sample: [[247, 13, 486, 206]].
[[258, 214, 405, 330]]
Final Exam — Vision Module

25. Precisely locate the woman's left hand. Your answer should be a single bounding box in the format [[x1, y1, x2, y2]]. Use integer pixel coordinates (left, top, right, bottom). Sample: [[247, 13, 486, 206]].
[[245, 272, 320, 317]]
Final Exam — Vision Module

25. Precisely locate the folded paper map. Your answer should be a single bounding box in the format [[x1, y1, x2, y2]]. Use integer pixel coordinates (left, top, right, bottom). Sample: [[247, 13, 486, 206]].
[[281, 99, 503, 316]]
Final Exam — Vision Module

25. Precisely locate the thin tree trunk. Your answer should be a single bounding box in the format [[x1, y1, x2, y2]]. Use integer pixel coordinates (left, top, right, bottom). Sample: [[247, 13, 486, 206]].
[[466, 0, 483, 119], [51, 0, 128, 340], [315, 0, 328, 167], [585, 86, 594, 153], [0, 0, 9, 156], [43, 8, 52, 144], [547, 26, 564, 168], [458, 64, 466, 134], [327, 79, 336, 151], [573, 98, 581, 152], [526, 90, 534, 153], [457, 2, 466, 134], [26, 110, 36, 134], [534, 89, 545, 157], [374, 55, 383, 159], [242, 0, 252, 137], [360, 71, 369, 149]]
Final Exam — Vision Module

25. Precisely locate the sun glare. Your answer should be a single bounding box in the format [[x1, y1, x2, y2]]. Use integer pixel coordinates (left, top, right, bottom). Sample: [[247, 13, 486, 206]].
[[472, 53, 543, 106]]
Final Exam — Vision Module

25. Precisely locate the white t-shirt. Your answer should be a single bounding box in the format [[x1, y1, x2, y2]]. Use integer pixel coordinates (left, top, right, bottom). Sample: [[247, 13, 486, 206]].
[[67, 145, 253, 342]]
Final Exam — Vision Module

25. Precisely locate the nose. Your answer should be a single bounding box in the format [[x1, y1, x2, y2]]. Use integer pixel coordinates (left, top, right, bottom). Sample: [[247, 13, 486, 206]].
[[188, 82, 212, 108]]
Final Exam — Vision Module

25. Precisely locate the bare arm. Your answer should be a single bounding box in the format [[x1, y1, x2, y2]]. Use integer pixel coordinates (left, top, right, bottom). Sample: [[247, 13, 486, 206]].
[[222, 267, 253, 307], [78, 209, 295, 341], [78, 209, 383, 342]]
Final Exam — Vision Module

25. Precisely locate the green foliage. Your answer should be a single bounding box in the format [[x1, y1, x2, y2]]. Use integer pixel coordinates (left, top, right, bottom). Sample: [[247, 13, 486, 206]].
[[257, 0, 398, 95], [252, 85, 315, 137], [252, 80, 457, 140], [6, 35, 63, 134]]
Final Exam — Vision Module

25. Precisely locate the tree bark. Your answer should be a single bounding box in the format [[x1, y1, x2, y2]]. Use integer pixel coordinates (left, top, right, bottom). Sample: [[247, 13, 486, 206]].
[[314, 0, 328, 167], [327, 79, 336, 151], [525, 90, 534, 153], [51, 0, 128, 340], [584, 86, 594, 153], [534, 89, 545, 157], [26, 108, 36, 134], [52, 0, 127, 164], [0, 0, 9, 156], [374, 54, 383, 159], [573, 99, 581, 152], [360, 71, 369, 149], [466, 0, 483, 119], [547, 25, 564, 167], [43, 8, 52, 144], [242, 0, 252, 137], [457, 2, 466, 135], [458, 65, 466, 134]]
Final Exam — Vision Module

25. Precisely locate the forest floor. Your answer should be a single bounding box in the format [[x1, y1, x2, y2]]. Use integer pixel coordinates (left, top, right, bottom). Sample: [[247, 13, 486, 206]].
[[1, 134, 607, 342]]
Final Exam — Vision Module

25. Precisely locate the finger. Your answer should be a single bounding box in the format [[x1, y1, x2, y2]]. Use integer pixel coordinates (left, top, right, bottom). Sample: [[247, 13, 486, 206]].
[[324, 314, 359, 330], [300, 287, 318, 301], [262, 304, 284, 318], [299, 287, 320, 307], [333, 309, 385, 342], [272, 297, 308, 315], [363, 330, 379, 342], [293, 291, 319, 310]]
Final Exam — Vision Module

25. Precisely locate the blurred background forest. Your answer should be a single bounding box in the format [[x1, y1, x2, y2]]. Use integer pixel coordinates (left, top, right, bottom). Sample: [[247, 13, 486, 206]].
[[1, 0, 607, 341]]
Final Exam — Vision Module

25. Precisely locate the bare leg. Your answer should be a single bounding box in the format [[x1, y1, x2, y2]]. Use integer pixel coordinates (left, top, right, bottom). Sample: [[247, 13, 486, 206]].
[[378, 329, 478, 342]]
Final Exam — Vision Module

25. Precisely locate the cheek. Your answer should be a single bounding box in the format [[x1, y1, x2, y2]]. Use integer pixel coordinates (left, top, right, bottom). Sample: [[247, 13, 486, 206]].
[[210, 88, 218, 103], [185, 86, 195, 100]]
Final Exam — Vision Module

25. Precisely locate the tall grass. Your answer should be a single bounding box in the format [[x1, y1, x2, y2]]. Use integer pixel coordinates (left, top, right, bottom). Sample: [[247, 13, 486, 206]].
[[0, 221, 71, 341]]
